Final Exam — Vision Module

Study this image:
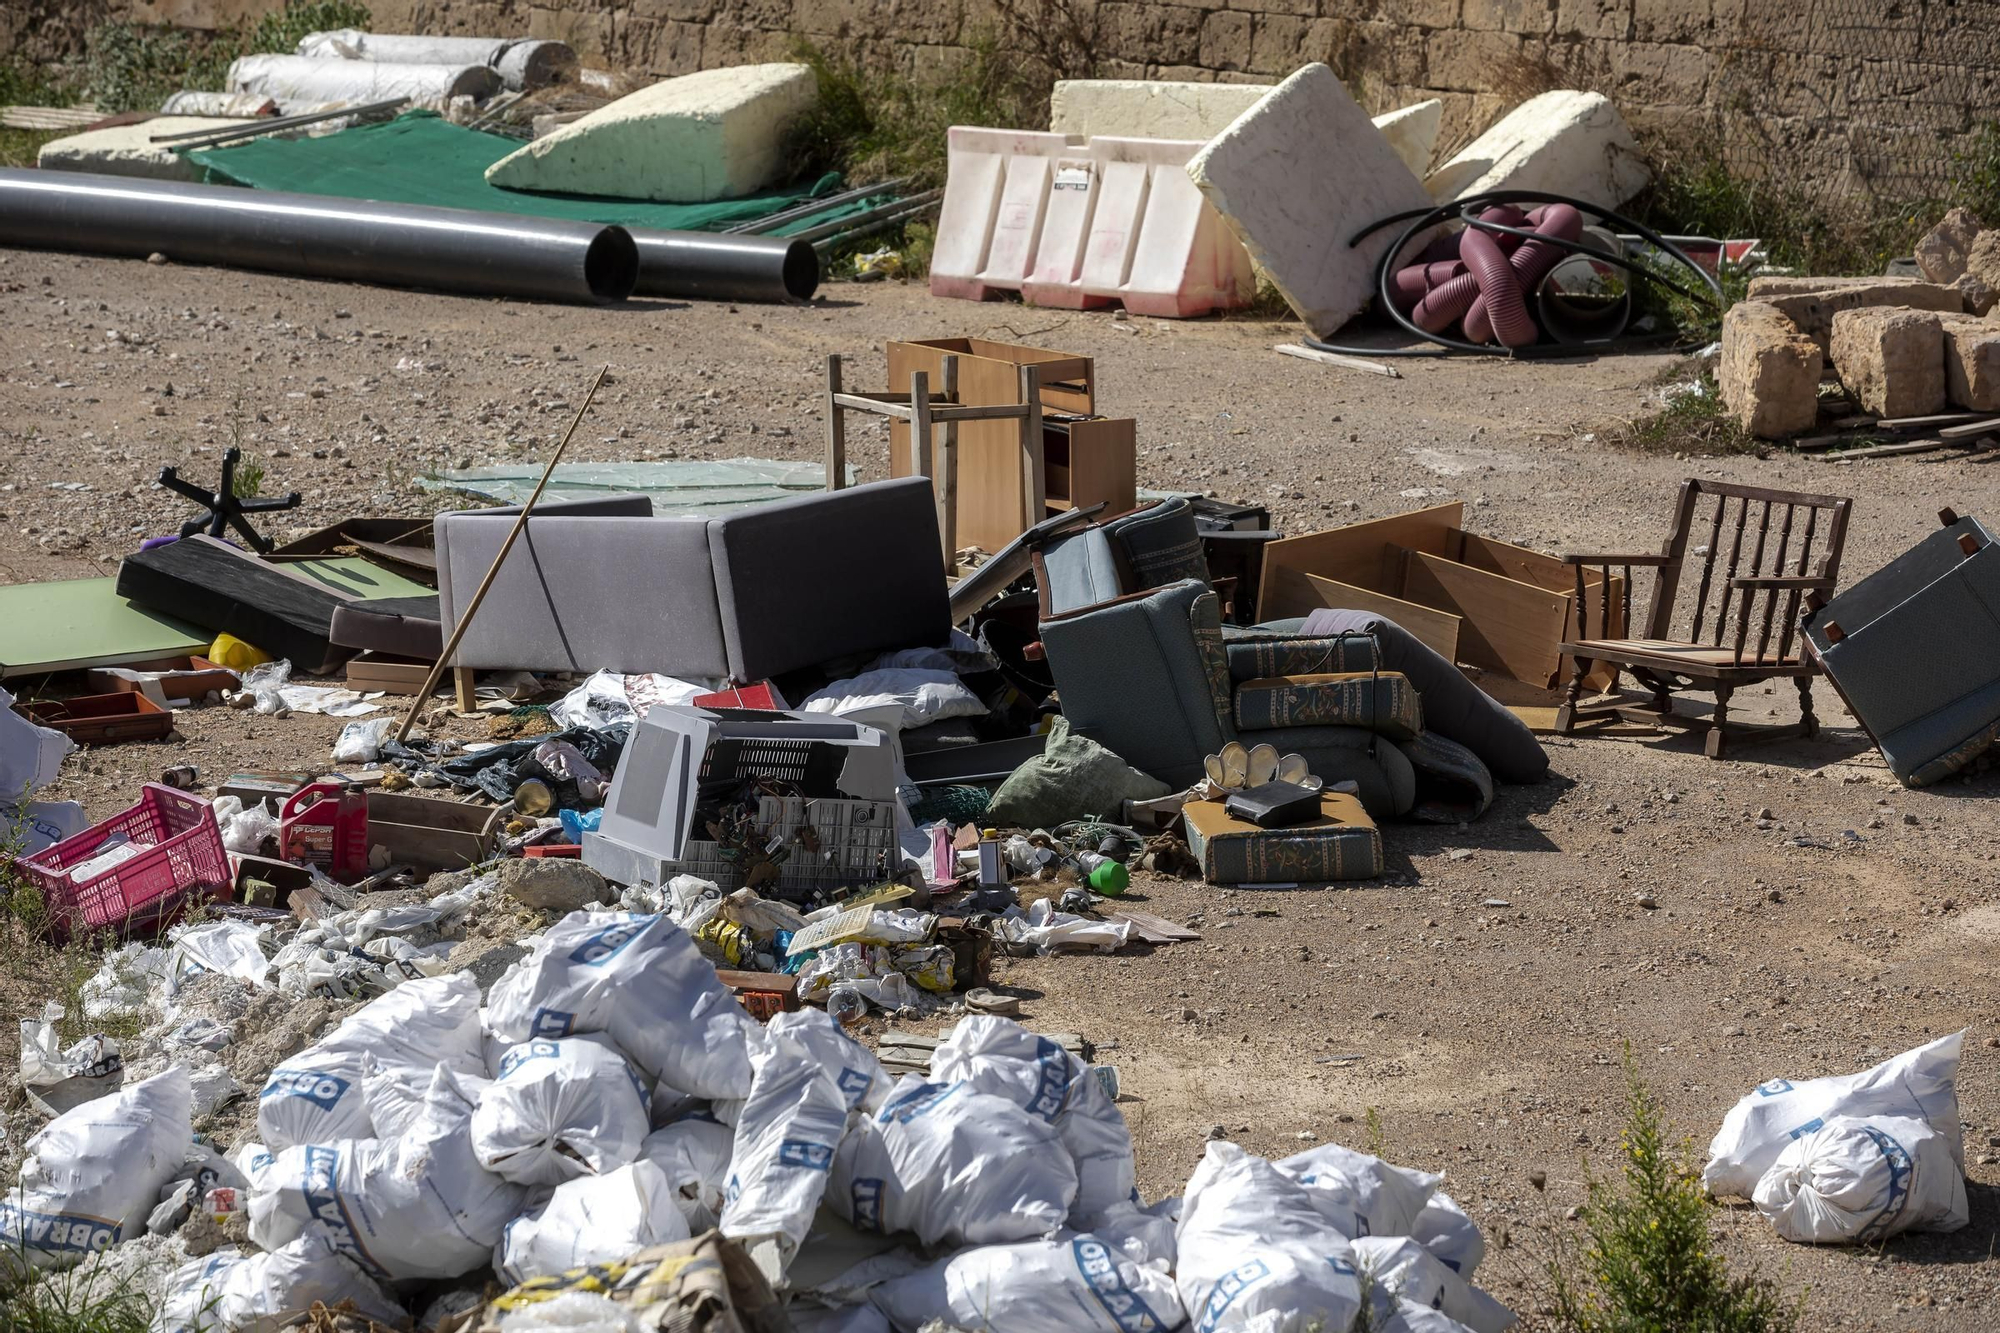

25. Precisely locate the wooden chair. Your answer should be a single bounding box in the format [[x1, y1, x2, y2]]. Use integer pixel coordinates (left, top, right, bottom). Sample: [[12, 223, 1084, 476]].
[[1556, 480, 1854, 758]]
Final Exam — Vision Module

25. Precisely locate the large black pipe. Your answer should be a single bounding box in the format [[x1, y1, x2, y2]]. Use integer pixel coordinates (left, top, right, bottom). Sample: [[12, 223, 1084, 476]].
[[627, 228, 819, 303], [0, 169, 638, 305]]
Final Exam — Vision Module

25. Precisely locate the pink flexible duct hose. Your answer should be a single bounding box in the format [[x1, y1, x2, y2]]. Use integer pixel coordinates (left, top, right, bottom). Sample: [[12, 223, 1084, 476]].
[[1391, 260, 1468, 313], [1463, 203, 1585, 347], [1459, 223, 1529, 346]]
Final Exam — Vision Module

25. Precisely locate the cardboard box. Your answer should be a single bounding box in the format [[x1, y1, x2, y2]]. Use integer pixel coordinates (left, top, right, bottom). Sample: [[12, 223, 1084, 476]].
[[1182, 793, 1382, 885], [366, 790, 507, 874], [345, 651, 434, 695], [1256, 502, 1625, 689]]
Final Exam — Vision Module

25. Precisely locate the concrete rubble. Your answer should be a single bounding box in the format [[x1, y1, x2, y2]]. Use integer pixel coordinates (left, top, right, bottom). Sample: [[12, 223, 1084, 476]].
[[1424, 90, 1650, 208], [1745, 275, 1964, 353], [1187, 63, 1434, 338], [484, 63, 817, 204], [1941, 314, 2000, 410], [1719, 302, 1823, 438]]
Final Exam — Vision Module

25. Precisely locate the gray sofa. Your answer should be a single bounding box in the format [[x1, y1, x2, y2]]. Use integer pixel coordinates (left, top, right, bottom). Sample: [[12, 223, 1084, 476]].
[[434, 477, 951, 682]]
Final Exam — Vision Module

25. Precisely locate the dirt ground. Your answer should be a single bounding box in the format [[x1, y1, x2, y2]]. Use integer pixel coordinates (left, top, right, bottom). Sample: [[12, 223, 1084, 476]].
[[4, 249, 1999, 1329]]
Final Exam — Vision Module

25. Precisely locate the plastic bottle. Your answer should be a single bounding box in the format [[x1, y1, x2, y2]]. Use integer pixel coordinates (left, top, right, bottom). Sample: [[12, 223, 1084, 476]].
[[977, 828, 1005, 886]]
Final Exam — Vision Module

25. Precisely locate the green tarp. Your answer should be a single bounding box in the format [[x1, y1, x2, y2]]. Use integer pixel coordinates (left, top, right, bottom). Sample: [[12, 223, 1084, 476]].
[[186, 111, 889, 235]]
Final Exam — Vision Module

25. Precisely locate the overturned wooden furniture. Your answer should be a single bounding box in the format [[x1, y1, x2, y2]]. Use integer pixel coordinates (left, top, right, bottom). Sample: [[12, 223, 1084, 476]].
[[1557, 479, 1854, 758], [1256, 502, 1625, 690], [823, 351, 1043, 569]]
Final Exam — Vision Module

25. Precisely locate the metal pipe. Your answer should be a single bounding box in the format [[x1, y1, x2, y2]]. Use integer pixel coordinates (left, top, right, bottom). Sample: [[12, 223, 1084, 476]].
[[0, 169, 637, 305], [724, 177, 912, 235], [148, 97, 407, 145], [784, 189, 943, 246], [627, 228, 819, 302], [809, 198, 944, 254]]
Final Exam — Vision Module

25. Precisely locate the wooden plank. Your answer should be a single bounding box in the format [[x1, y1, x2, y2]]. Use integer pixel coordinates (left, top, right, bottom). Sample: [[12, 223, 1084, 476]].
[[1403, 550, 1573, 687], [1110, 907, 1201, 942], [1822, 437, 1955, 461], [1872, 412, 1984, 431], [1255, 502, 1464, 619], [823, 354, 846, 491], [1062, 417, 1137, 520], [1937, 417, 2000, 440], [1262, 566, 1462, 661], [1273, 343, 1403, 378], [1020, 362, 1046, 533]]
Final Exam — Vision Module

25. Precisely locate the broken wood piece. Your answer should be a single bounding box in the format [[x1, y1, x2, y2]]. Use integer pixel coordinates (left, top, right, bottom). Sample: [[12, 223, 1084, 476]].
[[1936, 417, 2000, 440], [1789, 433, 1864, 451], [1870, 412, 1985, 431], [1824, 438, 1955, 461], [1274, 343, 1403, 378]]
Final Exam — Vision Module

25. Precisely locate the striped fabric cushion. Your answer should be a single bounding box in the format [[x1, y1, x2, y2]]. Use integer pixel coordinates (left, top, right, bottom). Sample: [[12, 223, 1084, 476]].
[[1225, 634, 1379, 683], [1234, 672, 1422, 739]]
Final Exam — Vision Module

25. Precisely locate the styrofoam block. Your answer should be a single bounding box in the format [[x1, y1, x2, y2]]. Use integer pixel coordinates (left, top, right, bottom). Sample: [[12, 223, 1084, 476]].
[[1425, 90, 1650, 208], [37, 118, 246, 182], [1186, 63, 1434, 338], [485, 63, 814, 204], [1373, 99, 1442, 175], [1050, 79, 1270, 141]]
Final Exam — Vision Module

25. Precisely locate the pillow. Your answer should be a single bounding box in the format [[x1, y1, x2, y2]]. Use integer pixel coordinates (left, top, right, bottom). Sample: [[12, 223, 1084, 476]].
[[801, 668, 988, 732], [985, 718, 1170, 828]]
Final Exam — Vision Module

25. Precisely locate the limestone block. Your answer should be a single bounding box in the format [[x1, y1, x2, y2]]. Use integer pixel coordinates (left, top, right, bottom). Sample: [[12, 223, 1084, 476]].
[[1719, 302, 1822, 439], [1745, 275, 1963, 352], [1940, 314, 2000, 410], [1373, 98, 1442, 175], [37, 118, 245, 182], [1424, 89, 1650, 208], [485, 62, 814, 203], [1829, 308, 1946, 418], [1913, 206, 1986, 283], [1964, 231, 2000, 315], [1187, 63, 1434, 337], [1049, 79, 1270, 140]]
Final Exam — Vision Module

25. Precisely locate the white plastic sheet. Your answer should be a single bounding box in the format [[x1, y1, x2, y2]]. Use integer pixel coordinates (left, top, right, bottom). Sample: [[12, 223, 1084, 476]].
[[486, 911, 760, 1101], [258, 971, 484, 1150], [802, 669, 989, 730], [1176, 1142, 1361, 1333], [929, 1015, 1136, 1223], [497, 1159, 691, 1284], [871, 1233, 1186, 1333], [1752, 1114, 1969, 1244], [2, 1068, 193, 1272], [830, 1076, 1078, 1248], [1703, 1032, 1964, 1199], [0, 684, 83, 853], [998, 899, 1132, 954], [19, 1002, 122, 1116], [249, 1067, 526, 1281], [169, 920, 272, 988], [470, 1037, 651, 1186]]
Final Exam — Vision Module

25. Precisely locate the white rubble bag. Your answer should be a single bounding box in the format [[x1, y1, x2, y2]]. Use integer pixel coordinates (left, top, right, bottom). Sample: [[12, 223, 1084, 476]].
[[0, 1067, 192, 1272], [1751, 1114, 1969, 1245], [1278, 1141, 1441, 1239], [1350, 1236, 1514, 1333], [19, 1002, 123, 1116], [928, 1015, 1136, 1222], [1411, 1191, 1484, 1277], [641, 1114, 735, 1231], [770, 1008, 894, 1112], [870, 1232, 1186, 1333], [830, 1076, 1079, 1248], [151, 1234, 404, 1333], [249, 1067, 527, 1281], [720, 1020, 849, 1275], [497, 1159, 691, 1284], [258, 971, 484, 1150], [1379, 1302, 1478, 1333], [486, 911, 761, 1101], [470, 1037, 651, 1186], [1176, 1141, 1362, 1333], [1703, 1032, 1964, 1199]]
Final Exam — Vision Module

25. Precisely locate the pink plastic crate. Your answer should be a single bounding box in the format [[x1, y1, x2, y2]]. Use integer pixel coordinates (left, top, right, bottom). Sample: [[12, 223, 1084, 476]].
[[15, 784, 232, 938]]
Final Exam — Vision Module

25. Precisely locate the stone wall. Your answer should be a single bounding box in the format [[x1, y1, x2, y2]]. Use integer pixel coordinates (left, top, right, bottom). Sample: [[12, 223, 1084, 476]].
[[16, 0, 2000, 200]]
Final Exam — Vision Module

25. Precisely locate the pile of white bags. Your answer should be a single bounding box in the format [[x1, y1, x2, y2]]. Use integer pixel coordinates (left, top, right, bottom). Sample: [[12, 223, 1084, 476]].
[[1706, 1033, 1969, 1244], [470, 1037, 651, 1185], [497, 1160, 691, 1284], [153, 1234, 404, 1333]]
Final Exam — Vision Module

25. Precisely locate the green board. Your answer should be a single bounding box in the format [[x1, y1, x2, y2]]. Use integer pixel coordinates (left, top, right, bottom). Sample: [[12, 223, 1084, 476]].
[[186, 111, 895, 235], [266, 556, 436, 602], [0, 578, 211, 678]]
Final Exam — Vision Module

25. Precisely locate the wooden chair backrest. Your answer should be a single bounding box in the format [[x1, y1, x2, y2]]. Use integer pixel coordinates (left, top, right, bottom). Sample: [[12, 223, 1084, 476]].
[[1646, 480, 1854, 661]]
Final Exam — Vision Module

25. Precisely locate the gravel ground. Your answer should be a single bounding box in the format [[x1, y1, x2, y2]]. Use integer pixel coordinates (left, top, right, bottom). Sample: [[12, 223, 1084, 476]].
[[3, 248, 1999, 1328]]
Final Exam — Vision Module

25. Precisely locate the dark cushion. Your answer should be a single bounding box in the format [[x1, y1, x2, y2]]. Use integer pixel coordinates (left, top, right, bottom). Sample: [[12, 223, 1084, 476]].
[[117, 536, 354, 673], [706, 477, 950, 683], [1300, 608, 1549, 783], [329, 595, 442, 659]]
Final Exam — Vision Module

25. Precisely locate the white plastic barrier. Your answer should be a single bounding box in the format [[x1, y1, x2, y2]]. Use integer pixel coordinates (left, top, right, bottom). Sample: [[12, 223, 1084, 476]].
[[930, 127, 1255, 319]]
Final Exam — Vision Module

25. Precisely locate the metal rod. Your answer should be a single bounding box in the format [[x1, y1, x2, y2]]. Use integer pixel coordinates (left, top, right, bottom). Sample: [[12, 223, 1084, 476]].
[[627, 228, 819, 302], [724, 177, 912, 234], [0, 169, 638, 305], [808, 197, 945, 254], [396, 366, 607, 742], [150, 97, 409, 145], [786, 189, 942, 246]]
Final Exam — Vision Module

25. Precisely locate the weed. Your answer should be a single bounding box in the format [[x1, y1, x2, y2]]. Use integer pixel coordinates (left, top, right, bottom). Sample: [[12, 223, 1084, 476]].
[[1364, 1106, 1387, 1159], [231, 455, 266, 500], [0, 54, 83, 167], [1537, 1048, 1802, 1333], [3, 1254, 157, 1333], [84, 0, 370, 114], [1946, 120, 2000, 224], [1605, 370, 1759, 457]]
